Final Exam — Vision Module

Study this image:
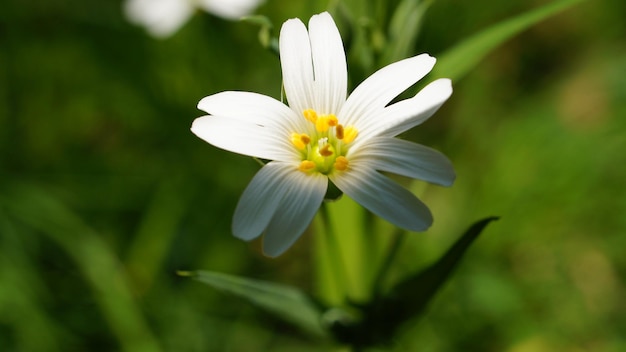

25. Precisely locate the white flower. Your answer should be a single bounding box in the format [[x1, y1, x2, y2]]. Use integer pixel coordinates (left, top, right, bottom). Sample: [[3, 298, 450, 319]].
[[124, 0, 263, 38], [192, 12, 455, 257]]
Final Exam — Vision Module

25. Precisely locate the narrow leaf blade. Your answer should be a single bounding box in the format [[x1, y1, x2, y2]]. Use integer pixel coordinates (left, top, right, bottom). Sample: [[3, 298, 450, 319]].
[[390, 216, 500, 312], [432, 0, 586, 81], [182, 270, 327, 338], [381, 0, 432, 65], [329, 217, 499, 348], [1, 183, 162, 352]]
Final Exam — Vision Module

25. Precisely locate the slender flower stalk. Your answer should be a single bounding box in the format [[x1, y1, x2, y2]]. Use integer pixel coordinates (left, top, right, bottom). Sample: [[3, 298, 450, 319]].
[[192, 12, 455, 257], [124, 0, 263, 38]]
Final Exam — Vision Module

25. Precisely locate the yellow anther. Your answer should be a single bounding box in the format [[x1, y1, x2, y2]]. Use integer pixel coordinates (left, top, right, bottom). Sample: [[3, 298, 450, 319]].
[[291, 133, 306, 150], [342, 126, 358, 144], [334, 156, 349, 171], [335, 124, 344, 140], [298, 160, 316, 172], [327, 114, 338, 127], [316, 115, 337, 132], [294, 112, 352, 174], [303, 109, 318, 123], [319, 144, 333, 157], [315, 116, 327, 132]]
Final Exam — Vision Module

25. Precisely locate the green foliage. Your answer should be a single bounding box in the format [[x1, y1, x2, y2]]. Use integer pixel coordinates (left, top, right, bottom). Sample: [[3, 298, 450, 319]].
[[1, 0, 624, 350], [1, 183, 161, 352], [431, 0, 588, 81], [182, 270, 327, 338], [381, 0, 433, 65], [327, 217, 499, 348]]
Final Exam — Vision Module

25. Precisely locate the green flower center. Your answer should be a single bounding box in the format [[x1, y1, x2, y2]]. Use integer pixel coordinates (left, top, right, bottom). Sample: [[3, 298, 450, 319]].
[[291, 109, 358, 175]]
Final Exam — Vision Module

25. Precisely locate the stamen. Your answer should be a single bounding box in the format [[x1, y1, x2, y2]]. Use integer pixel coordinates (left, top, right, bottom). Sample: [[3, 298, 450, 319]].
[[292, 112, 353, 174], [315, 115, 330, 132], [327, 114, 338, 127], [315, 114, 339, 132], [343, 126, 358, 144], [290, 133, 308, 150], [335, 124, 344, 140], [303, 109, 318, 123], [319, 144, 333, 157], [298, 160, 316, 172], [334, 156, 349, 171]]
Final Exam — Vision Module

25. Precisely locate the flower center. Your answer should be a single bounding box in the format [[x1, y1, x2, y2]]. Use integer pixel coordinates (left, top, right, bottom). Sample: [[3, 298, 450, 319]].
[[291, 109, 358, 175]]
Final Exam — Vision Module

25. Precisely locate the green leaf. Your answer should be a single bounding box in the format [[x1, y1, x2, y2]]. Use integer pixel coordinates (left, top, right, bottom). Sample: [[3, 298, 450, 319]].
[[181, 270, 328, 338], [125, 175, 190, 292], [1, 183, 162, 352], [380, 0, 432, 65], [329, 217, 499, 348], [0, 210, 63, 352], [384, 216, 500, 320], [432, 0, 586, 81]]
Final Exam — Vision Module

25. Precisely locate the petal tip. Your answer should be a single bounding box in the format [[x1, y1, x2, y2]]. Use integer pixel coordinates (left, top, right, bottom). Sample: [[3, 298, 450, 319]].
[[262, 245, 285, 258], [415, 53, 437, 67], [232, 215, 262, 241], [190, 116, 208, 135], [197, 95, 213, 112], [439, 77, 453, 89], [280, 16, 306, 35], [409, 213, 433, 232], [232, 228, 262, 242], [309, 11, 333, 24], [428, 78, 454, 99], [443, 170, 457, 187]]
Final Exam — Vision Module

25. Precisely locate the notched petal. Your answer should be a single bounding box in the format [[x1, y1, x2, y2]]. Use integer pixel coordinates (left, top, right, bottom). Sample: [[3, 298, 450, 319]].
[[262, 172, 327, 257], [376, 78, 453, 138], [351, 137, 456, 187], [279, 16, 315, 114], [196, 91, 302, 131], [330, 167, 433, 232], [232, 162, 294, 240], [191, 115, 298, 162], [308, 11, 347, 114], [340, 54, 437, 129]]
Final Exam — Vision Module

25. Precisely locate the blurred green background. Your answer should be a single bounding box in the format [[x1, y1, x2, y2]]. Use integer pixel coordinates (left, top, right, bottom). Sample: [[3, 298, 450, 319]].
[[1, 0, 625, 351]]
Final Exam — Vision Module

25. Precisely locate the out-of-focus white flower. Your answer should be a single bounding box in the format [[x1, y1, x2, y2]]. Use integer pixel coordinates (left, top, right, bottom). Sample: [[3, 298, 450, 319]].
[[124, 0, 263, 38], [191, 12, 455, 256]]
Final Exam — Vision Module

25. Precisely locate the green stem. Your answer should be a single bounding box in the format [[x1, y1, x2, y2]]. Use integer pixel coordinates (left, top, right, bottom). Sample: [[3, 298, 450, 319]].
[[371, 228, 405, 300], [363, 210, 376, 280], [320, 202, 352, 301]]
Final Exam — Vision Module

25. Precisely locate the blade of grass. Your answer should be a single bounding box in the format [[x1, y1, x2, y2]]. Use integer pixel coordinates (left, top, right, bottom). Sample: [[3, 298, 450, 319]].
[[0, 208, 63, 352], [181, 270, 327, 338], [432, 0, 587, 81], [125, 175, 189, 293], [1, 183, 162, 352]]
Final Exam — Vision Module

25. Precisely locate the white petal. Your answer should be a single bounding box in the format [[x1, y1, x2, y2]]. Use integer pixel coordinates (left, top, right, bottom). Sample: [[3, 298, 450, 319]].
[[374, 79, 452, 138], [232, 162, 294, 240], [350, 137, 455, 186], [191, 115, 298, 162], [330, 167, 433, 231], [196, 0, 262, 19], [197, 91, 305, 132], [340, 54, 436, 130], [309, 12, 347, 114], [280, 17, 315, 115], [124, 0, 193, 38], [262, 170, 327, 257]]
